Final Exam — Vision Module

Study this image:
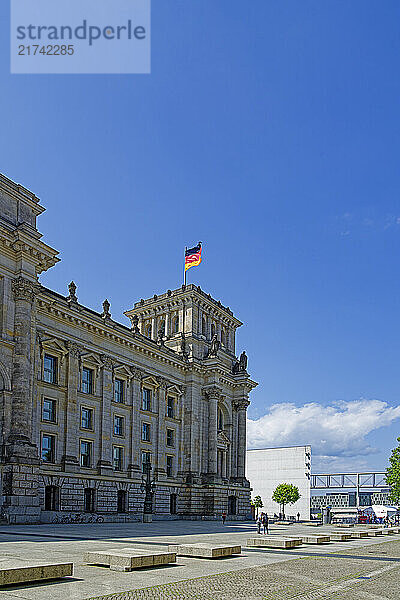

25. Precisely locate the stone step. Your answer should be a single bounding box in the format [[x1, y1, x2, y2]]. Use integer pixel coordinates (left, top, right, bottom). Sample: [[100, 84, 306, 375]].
[[300, 535, 331, 544], [84, 548, 176, 572], [329, 533, 352, 541], [247, 537, 301, 549], [0, 562, 73, 586], [168, 544, 241, 558]]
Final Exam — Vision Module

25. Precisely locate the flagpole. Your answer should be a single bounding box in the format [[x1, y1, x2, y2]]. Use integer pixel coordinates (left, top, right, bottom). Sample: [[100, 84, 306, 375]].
[[184, 246, 187, 287], [182, 247, 187, 350]]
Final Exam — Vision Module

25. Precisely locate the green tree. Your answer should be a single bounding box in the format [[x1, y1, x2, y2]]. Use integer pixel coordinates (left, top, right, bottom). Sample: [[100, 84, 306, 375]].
[[251, 495, 263, 517], [386, 437, 400, 505], [272, 483, 301, 519]]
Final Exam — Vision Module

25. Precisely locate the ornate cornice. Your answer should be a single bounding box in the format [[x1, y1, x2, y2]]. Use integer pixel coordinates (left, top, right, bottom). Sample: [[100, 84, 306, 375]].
[[12, 276, 37, 303], [233, 399, 250, 411], [100, 354, 114, 370], [157, 376, 169, 389], [66, 340, 82, 359], [203, 385, 222, 400], [131, 367, 145, 380]]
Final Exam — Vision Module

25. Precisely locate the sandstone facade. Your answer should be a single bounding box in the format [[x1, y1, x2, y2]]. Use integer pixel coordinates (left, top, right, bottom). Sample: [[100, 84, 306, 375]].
[[0, 173, 257, 523]]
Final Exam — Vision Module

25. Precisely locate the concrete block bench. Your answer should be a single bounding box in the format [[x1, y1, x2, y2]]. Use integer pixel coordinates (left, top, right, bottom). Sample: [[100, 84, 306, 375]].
[[247, 537, 301, 549], [84, 548, 176, 572], [379, 527, 397, 535], [350, 531, 369, 538], [0, 562, 73, 586], [334, 524, 354, 528], [329, 532, 352, 542], [301, 535, 330, 544], [367, 530, 383, 537], [168, 544, 241, 558]]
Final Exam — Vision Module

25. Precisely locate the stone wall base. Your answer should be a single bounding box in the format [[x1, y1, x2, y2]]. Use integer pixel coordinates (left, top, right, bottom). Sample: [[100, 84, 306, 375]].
[[0, 470, 251, 524]]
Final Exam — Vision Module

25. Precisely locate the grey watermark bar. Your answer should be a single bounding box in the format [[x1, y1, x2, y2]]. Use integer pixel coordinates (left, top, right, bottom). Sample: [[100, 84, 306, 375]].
[[11, 0, 151, 74]]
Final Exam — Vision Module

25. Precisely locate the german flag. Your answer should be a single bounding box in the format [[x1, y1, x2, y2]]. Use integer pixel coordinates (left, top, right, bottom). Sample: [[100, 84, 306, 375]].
[[185, 242, 202, 272]]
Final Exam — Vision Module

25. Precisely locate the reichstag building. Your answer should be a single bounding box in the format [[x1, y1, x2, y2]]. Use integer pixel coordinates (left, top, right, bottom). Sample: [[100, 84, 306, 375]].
[[0, 173, 257, 523]]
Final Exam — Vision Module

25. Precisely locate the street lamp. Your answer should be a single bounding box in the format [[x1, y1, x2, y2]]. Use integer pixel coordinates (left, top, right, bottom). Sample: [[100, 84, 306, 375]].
[[140, 462, 156, 523]]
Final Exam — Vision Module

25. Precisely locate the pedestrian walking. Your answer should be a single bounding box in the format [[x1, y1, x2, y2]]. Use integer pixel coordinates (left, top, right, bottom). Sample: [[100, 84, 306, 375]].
[[222, 512, 227, 525], [297, 512, 300, 522], [262, 512, 269, 534], [256, 513, 262, 534]]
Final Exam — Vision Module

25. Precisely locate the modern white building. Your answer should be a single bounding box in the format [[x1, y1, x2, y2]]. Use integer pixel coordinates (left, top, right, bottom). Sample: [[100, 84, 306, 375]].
[[246, 446, 311, 519]]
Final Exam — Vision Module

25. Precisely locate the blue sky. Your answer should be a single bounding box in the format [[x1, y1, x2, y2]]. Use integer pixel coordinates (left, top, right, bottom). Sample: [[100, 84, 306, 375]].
[[1, 1, 400, 472]]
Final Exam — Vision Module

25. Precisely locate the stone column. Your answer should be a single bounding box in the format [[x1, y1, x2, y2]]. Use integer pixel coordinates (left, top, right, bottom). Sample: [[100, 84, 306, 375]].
[[164, 312, 170, 337], [236, 399, 250, 479], [151, 316, 157, 341], [138, 316, 144, 334], [8, 277, 37, 455], [226, 421, 233, 479], [97, 355, 113, 475], [206, 387, 220, 476], [129, 368, 142, 476], [4, 277, 40, 524], [62, 342, 81, 471]]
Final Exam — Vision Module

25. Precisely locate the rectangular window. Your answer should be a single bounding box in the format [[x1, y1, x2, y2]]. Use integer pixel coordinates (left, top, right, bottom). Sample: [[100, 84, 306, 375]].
[[42, 398, 56, 423], [82, 367, 93, 394], [113, 446, 123, 471], [142, 388, 152, 411], [166, 428, 174, 447], [81, 407, 93, 430], [142, 451, 151, 473], [80, 440, 92, 467], [166, 455, 173, 477], [84, 488, 95, 513], [117, 489, 127, 513], [43, 354, 57, 384], [114, 378, 124, 403], [167, 396, 174, 418], [41, 434, 55, 463], [44, 485, 59, 511], [114, 415, 124, 436], [142, 422, 151, 442]]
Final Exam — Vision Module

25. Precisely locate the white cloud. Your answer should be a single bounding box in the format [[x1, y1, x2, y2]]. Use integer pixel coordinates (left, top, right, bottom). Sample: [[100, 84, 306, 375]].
[[247, 399, 400, 471]]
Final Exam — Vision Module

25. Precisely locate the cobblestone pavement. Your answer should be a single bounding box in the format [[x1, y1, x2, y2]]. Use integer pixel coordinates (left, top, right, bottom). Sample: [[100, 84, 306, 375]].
[[84, 540, 400, 600], [0, 522, 398, 599]]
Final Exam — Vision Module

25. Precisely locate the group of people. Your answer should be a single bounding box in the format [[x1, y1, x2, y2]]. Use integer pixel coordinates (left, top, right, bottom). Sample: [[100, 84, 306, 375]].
[[256, 512, 269, 534]]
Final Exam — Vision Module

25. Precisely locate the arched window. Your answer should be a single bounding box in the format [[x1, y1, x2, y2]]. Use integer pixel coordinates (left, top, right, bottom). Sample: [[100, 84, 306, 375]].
[[158, 320, 165, 337], [145, 323, 152, 338], [44, 485, 59, 511], [221, 328, 226, 347], [211, 323, 216, 338], [202, 317, 207, 336], [218, 408, 224, 431], [173, 315, 179, 333]]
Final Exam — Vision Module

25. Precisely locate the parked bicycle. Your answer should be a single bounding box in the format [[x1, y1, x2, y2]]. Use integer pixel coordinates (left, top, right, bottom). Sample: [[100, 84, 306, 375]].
[[51, 513, 104, 524]]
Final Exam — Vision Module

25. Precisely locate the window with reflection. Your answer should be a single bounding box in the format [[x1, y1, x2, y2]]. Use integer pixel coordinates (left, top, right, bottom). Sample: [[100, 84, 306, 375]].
[[43, 355, 57, 384], [82, 367, 93, 394]]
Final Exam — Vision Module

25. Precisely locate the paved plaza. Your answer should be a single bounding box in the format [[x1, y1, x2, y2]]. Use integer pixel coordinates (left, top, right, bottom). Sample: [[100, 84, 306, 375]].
[[0, 521, 398, 599]]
